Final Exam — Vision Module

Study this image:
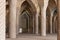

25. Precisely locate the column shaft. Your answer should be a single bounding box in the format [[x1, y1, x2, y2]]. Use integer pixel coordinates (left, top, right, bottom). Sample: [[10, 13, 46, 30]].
[[53, 16, 56, 33], [41, 7, 46, 36], [9, 0, 17, 38], [41, 0, 49, 36], [36, 14, 39, 35], [33, 16, 34, 33], [50, 13, 53, 34], [57, 0, 60, 40], [0, 0, 6, 40]]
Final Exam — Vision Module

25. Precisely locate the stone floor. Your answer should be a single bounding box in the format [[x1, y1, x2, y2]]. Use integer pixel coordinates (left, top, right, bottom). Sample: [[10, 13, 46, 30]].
[[6, 34, 57, 40]]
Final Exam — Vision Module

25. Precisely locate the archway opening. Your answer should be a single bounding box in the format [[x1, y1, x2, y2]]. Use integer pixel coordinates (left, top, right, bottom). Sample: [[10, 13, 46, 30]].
[[18, 1, 36, 34], [19, 11, 30, 34]]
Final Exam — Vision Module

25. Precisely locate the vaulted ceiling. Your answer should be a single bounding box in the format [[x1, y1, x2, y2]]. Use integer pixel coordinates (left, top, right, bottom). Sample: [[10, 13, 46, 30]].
[[6, 0, 57, 15], [48, 0, 57, 11], [46, 0, 57, 16]]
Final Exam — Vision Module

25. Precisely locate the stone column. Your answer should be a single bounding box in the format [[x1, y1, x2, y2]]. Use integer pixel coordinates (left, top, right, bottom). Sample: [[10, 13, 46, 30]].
[[41, 0, 49, 36], [36, 13, 39, 35], [50, 12, 53, 34], [9, 0, 17, 38], [28, 16, 29, 33], [0, 0, 6, 40], [41, 7, 46, 36], [16, 8, 20, 35], [57, 0, 60, 40], [53, 16, 56, 33], [33, 15, 35, 34]]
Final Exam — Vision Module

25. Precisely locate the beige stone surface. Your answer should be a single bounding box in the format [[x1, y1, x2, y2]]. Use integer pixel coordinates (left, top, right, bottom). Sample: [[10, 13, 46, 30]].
[[9, 0, 17, 38], [0, 0, 6, 40], [6, 34, 57, 40], [57, 0, 60, 40]]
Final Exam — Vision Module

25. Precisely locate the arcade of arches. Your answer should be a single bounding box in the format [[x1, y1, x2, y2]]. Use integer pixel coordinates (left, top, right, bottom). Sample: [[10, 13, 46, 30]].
[[1, 0, 60, 40]]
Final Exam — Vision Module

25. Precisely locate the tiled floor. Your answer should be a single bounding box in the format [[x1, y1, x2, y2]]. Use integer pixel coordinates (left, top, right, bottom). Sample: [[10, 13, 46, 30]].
[[6, 34, 57, 40]]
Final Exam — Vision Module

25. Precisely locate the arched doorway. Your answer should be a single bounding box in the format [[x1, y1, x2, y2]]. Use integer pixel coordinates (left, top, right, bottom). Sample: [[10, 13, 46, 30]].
[[18, 1, 37, 34], [19, 11, 30, 34]]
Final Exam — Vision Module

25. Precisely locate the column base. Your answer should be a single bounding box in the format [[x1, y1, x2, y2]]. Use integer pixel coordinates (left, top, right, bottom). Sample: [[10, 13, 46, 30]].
[[35, 33, 40, 36], [9, 34, 16, 38], [9, 36, 16, 38], [41, 34, 46, 36]]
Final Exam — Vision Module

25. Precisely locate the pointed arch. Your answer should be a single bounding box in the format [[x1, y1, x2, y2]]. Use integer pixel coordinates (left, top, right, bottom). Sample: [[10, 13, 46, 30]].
[[20, 0, 37, 15]]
